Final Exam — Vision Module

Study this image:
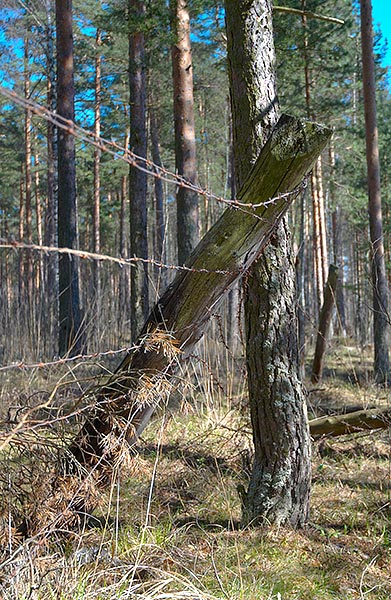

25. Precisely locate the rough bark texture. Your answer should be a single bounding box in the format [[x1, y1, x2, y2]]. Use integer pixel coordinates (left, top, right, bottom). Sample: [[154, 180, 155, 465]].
[[244, 220, 312, 527], [129, 0, 149, 341], [311, 264, 338, 383], [171, 0, 199, 265], [68, 115, 331, 469], [360, 0, 390, 384], [56, 0, 83, 356], [226, 0, 312, 528]]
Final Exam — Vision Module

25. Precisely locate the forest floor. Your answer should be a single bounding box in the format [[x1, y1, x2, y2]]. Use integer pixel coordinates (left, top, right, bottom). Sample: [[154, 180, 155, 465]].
[[1, 337, 391, 599]]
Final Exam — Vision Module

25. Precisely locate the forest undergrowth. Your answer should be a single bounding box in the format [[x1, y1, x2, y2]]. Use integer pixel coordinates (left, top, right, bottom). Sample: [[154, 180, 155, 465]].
[[1, 336, 391, 600]]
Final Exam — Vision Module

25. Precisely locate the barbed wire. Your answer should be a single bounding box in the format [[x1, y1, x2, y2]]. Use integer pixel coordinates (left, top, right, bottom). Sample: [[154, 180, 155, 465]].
[[0, 86, 306, 218], [0, 239, 237, 275], [0, 346, 131, 373]]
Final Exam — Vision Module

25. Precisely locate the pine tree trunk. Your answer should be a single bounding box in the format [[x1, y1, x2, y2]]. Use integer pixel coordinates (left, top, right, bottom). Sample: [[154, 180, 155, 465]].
[[93, 28, 102, 324], [311, 264, 338, 383], [171, 0, 199, 265], [56, 0, 83, 356], [128, 0, 149, 341], [225, 0, 312, 528], [34, 150, 45, 302], [24, 36, 34, 314], [331, 206, 347, 336], [118, 174, 129, 328], [149, 104, 166, 289], [360, 0, 390, 384], [244, 220, 311, 526], [18, 176, 25, 308], [296, 188, 307, 376], [45, 6, 57, 350]]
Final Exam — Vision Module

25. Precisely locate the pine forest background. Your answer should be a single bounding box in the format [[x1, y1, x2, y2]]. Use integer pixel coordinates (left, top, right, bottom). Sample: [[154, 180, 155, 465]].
[[2, 0, 388, 361]]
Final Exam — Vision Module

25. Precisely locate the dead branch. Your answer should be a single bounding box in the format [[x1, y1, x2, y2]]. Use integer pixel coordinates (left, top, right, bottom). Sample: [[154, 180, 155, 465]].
[[310, 407, 391, 438]]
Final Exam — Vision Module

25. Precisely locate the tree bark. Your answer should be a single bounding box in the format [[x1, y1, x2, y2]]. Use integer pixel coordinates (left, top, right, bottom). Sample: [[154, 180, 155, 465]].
[[129, 0, 149, 341], [311, 264, 338, 383], [149, 104, 166, 289], [45, 3, 57, 345], [93, 28, 102, 321], [225, 0, 312, 528], [68, 115, 331, 488], [56, 0, 83, 356], [171, 0, 199, 265], [24, 35, 34, 312], [360, 0, 390, 384], [331, 206, 347, 336]]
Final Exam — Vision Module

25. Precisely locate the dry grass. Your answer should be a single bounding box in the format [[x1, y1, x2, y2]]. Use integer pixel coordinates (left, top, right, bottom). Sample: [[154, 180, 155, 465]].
[[1, 337, 391, 599]]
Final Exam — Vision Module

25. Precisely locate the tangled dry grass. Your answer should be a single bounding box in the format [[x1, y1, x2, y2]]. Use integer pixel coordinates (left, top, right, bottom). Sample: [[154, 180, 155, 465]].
[[1, 337, 391, 599]]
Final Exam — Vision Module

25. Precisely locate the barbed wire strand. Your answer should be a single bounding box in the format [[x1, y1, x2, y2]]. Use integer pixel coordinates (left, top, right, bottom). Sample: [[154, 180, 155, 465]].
[[0, 86, 305, 217], [0, 346, 132, 373], [0, 239, 235, 275]]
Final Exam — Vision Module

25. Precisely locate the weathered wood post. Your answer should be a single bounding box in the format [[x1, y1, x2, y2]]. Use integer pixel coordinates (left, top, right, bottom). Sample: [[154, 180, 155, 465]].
[[68, 115, 332, 469]]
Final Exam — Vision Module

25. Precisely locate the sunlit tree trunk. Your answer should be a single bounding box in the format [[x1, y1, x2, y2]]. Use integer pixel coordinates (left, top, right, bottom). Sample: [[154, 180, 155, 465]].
[[45, 2, 57, 349], [24, 36, 34, 312], [171, 0, 199, 265], [129, 0, 149, 341], [149, 103, 166, 291], [93, 28, 102, 323], [360, 0, 390, 383], [18, 175, 25, 307], [56, 0, 83, 356]]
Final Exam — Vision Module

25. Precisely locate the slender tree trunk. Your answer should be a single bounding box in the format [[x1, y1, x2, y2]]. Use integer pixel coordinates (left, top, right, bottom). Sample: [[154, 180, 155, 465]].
[[329, 142, 347, 336], [24, 36, 34, 313], [225, 0, 312, 527], [316, 157, 328, 289], [301, 4, 328, 312], [34, 151, 45, 300], [296, 188, 307, 376], [331, 207, 347, 335], [18, 176, 25, 307], [311, 264, 338, 383], [56, 0, 83, 356], [45, 4, 57, 350], [93, 28, 102, 323], [149, 104, 166, 290], [171, 0, 199, 265], [360, 0, 390, 384], [129, 0, 149, 341]]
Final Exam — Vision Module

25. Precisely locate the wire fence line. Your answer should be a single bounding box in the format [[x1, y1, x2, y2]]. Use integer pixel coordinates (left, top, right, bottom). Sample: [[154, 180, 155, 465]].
[[0, 346, 132, 372], [0, 86, 307, 217], [0, 240, 236, 275], [0, 85, 308, 374]]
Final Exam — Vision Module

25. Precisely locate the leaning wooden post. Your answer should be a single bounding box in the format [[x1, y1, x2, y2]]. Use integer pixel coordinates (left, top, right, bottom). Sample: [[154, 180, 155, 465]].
[[69, 115, 332, 468], [311, 264, 338, 383]]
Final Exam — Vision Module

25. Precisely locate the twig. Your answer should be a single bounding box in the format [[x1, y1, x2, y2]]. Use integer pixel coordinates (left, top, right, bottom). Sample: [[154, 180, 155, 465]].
[[273, 5, 344, 25]]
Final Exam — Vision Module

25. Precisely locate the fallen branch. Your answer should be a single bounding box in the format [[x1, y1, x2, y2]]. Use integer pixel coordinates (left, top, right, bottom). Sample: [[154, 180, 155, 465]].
[[310, 407, 391, 438]]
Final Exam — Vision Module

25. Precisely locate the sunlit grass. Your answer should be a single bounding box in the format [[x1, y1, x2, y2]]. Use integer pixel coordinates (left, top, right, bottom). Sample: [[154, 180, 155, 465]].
[[1, 336, 391, 599]]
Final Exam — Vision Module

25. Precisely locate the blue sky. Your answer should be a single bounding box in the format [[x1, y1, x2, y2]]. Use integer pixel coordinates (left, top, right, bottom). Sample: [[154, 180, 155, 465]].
[[372, 0, 391, 67]]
